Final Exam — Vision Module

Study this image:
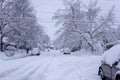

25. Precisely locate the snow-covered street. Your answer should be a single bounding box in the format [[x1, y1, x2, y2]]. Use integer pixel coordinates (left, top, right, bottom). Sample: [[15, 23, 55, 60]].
[[0, 51, 101, 80], [0, 0, 119, 79]]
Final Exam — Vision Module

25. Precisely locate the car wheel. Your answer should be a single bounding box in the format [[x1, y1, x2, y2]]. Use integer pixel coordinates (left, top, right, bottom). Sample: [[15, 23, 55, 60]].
[[116, 75, 120, 80], [36, 53, 40, 56], [99, 69, 106, 80], [64, 53, 70, 55]]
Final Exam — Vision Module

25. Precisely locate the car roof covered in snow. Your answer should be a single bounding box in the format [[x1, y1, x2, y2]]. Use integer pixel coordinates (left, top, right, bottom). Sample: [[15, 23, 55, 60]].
[[103, 44, 120, 66]]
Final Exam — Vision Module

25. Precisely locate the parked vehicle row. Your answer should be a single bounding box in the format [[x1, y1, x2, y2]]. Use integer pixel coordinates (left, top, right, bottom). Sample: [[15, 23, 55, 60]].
[[4, 45, 41, 56]]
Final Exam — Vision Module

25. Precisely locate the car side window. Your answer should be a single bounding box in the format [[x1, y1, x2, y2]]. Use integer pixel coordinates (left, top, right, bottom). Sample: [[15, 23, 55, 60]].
[[112, 61, 119, 66]]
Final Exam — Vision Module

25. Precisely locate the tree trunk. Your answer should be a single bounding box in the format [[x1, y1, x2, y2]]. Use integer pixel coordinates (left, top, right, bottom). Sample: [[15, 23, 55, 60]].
[[0, 36, 4, 52], [87, 42, 94, 51]]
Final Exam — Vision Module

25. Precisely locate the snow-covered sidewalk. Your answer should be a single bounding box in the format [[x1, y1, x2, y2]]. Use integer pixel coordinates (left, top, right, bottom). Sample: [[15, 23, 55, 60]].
[[0, 51, 101, 80]]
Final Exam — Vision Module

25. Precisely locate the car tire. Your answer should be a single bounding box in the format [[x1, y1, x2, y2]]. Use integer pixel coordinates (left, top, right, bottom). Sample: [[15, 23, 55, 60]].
[[115, 75, 120, 80], [64, 53, 70, 55], [99, 69, 107, 80], [36, 53, 40, 56]]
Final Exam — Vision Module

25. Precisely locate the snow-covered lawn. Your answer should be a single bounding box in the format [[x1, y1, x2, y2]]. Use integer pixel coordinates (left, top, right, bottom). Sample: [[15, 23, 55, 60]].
[[0, 50, 102, 80]]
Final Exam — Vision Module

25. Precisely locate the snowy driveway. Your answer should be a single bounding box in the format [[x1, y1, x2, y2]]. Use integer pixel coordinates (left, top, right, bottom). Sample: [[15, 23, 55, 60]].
[[0, 51, 101, 80]]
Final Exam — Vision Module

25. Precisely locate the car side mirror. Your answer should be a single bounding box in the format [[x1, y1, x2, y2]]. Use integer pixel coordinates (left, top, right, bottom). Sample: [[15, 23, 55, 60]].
[[101, 60, 106, 64], [113, 61, 118, 66]]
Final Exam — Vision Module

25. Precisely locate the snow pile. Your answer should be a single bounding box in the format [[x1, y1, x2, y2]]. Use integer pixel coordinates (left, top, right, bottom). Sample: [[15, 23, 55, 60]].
[[103, 44, 120, 66], [41, 49, 93, 56], [0, 50, 29, 60], [0, 52, 7, 60], [71, 49, 93, 55], [8, 50, 29, 59]]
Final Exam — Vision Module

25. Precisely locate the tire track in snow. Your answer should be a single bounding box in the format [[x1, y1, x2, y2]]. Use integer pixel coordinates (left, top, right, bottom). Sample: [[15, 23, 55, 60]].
[[28, 60, 53, 80], [13, 65, 42, 80], [20, 59, 53, 80], [0, 58, 36, 78], [5, 57, 53, 80], [0, 57, 42, 80]]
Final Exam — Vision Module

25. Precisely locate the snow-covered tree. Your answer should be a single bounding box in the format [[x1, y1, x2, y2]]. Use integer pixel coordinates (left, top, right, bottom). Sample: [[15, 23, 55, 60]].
[[0, 0, 48, 52], [0, 0, 17, 51], [53, 0, 116, 52], [116, 25, 120, 40]]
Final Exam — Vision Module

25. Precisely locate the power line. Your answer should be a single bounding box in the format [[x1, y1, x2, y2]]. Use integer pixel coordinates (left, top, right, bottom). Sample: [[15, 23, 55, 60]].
[[6, 17, 120, 25], [37, 20, 120, 23]]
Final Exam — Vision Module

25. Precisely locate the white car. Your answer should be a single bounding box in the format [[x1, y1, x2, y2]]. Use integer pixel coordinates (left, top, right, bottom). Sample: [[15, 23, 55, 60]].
[[30, 48, 40, 56], [63, 48, 71, 54]]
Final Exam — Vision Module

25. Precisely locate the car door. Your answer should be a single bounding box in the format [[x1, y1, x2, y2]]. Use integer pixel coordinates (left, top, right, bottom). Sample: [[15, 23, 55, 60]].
[[101, 63, 112, 79], [112, 62, 119, 80]]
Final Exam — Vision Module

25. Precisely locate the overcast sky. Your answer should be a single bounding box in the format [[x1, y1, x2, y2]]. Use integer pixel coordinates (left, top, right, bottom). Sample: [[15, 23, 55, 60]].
[[30, 0, 120, 41]]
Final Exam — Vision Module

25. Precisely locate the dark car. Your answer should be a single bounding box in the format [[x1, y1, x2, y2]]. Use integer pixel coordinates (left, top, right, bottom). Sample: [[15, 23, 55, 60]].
[[98, 44, 120, 80]]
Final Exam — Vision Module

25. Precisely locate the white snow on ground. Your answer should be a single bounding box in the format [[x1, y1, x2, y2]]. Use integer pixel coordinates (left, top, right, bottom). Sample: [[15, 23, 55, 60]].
[[0, 50, 102, 80]]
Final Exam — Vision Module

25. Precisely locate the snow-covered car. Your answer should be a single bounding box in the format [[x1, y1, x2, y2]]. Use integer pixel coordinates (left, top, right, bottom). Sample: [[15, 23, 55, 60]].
[[98, 44, 120, 80], [63, 48, 71, 54], [30, 48, 40, 56], [6, 46, 16, 51], [5, 46, 17, 57]]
